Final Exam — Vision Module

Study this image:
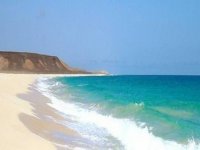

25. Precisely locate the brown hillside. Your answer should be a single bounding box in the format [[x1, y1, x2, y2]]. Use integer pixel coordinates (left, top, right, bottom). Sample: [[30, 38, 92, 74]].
[[0, 51, 89, 74]]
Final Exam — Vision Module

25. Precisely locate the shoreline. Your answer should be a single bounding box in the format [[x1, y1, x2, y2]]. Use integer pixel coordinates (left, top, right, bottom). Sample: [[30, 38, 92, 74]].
[[0, 74, 55, 149], [1, 73, 200, 150], [0, 73, 95, 150], [18, 78, 94, 149], [19, 83, 77, 148]]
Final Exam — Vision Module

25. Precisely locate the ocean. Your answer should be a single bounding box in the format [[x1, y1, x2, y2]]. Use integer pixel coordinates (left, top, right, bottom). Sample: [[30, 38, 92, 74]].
[[36, 75, 200, 150]]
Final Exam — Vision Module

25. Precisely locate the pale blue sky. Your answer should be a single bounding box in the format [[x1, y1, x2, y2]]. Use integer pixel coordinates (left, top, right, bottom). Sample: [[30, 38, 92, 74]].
[[0, 0, 200, 74]]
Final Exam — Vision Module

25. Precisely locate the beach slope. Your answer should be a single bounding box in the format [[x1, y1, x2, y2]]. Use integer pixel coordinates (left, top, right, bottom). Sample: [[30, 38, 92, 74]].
[[0, 74, 55, 150]]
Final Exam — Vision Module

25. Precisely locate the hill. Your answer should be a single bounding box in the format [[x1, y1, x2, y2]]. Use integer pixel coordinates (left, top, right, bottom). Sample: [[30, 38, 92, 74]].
[[0, 51, 90, 74]]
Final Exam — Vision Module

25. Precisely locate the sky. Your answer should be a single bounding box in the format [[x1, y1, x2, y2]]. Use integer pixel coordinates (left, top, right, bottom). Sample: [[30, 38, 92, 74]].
[[0, 0, 200, 75]]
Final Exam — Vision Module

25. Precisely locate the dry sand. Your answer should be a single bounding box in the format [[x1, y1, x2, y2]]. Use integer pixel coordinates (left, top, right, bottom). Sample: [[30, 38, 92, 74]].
[[0, 73, 86, 150], [0, 73, 57, 149]]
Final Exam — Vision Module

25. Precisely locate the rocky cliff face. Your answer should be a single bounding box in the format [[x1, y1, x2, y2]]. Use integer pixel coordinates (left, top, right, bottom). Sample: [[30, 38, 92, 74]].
[[0, 51, 89, 74]]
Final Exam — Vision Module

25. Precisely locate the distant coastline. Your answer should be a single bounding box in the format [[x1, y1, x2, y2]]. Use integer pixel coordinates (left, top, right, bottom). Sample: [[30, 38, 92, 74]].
[[0, 51, 91, 74]]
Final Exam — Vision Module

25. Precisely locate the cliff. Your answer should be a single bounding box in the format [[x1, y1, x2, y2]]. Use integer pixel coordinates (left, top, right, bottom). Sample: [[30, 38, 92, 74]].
[[0, 51, 90, 74]]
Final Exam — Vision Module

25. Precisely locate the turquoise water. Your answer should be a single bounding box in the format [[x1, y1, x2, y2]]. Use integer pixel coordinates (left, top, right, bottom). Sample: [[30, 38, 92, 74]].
[[38, 75, 200, 149]]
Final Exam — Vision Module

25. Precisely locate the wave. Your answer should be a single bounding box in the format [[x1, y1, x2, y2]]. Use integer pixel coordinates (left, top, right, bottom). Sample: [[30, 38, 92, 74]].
[[36, 77, 200, 150], [77, 84, 88, 87]]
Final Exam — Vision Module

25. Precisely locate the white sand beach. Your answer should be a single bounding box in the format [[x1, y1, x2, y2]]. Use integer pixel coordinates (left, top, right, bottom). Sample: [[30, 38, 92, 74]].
[[0, 73, 57, 149]]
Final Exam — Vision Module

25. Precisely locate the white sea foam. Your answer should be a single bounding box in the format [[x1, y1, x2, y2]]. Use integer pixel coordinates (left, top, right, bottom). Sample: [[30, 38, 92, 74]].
[[135, 102, 144, 107], [36, 77, 200, 150]]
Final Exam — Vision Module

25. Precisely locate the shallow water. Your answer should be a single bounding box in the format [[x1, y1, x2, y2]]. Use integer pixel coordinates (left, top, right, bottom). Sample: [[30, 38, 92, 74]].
[[37, 75, 200, 150]]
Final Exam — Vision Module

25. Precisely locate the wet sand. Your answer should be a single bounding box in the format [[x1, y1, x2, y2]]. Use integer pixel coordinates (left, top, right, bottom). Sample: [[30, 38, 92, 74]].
[[18, 83, 91, 149], [0, 73, 91, 150]]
